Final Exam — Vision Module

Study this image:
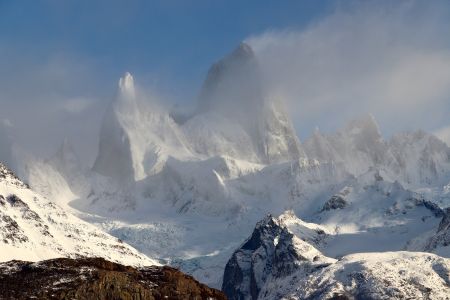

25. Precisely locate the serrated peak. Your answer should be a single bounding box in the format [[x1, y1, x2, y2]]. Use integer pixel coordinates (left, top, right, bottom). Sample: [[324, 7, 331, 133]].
[[118, 72, 135, 99]]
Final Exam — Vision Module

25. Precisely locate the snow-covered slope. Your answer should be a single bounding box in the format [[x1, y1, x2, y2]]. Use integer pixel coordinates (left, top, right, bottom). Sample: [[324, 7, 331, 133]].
[[389, 130, 450, 186], [223, 211, 450, 300], [0, 162, 158, 266], [93, 72, 192, 181], [407, 207, 450, 257], [303, 114, 450, 187], [308, 168, 444, 257], [92, 44, 304, 184], [260, 251, 450, 300]]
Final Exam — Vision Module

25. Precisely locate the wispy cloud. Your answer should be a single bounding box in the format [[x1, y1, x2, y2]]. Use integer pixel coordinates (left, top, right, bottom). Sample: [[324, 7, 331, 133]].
[[247, 1, 450, 137], [1, 1, 450, 165], [60, 97, 93, 114], [0, 51, 108, 162]]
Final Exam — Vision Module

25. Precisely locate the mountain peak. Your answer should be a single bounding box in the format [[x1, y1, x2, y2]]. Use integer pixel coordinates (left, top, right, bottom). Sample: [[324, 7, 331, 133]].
[[229, 42, 255, 62], [345, 113, 380, 136], [198, 42, 261, 115], [117, 72, 136, 101]]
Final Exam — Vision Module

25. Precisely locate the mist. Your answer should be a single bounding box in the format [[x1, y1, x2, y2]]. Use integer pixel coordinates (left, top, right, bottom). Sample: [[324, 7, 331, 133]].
[[1, 1, 450, 168], [247, 1, 450, 141]]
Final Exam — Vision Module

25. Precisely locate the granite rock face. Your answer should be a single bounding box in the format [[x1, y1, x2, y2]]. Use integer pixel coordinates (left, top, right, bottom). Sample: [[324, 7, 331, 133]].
[[425, 207, 450, 251], [222, 213, 332, 300]]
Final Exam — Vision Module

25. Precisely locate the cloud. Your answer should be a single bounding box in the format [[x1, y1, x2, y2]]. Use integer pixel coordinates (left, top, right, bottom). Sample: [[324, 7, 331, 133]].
[[1, 0, 450, 166], [0, 51, 108, 163], [60, 97, 93, 114], [246, 1, 450, 137], [1, 119, 13, 128]]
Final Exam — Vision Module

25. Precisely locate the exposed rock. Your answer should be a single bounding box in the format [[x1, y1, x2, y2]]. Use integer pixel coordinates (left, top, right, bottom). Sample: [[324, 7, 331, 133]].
[[222, 213, 333, 300], [438, 207, 450, 232], [321, 187, 351, 212], [0, 257, 226, 300], [425, 207, 450, 251], [0, 162, 27, 188], [224, 212, 450, 300], [321, 195, 347, 211], [409, 196, 444, 218]]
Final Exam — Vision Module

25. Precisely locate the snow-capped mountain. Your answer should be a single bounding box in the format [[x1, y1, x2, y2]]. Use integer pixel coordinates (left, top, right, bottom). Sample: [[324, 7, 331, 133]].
[[223, 211, 450, 299], [303, 115, 450, 186], [93, 43, 303, 184], [8, 42, 450, 297], [222, 212, 333, 299], [191, 42, 304, 164], [93, 72, 192, 182], [0, 161, 157, 266], [260, 251, 450, 300]]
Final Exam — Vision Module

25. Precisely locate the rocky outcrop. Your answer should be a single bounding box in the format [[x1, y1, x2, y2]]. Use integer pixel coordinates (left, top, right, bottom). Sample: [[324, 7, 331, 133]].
[[321, 195, 347, 211], [0, 257, 226, 300], [222, 213, 333, 300], [0, 162, 27, 188]]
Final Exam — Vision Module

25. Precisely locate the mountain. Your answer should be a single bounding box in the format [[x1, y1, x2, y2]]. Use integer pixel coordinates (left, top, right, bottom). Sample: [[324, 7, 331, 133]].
[[93, 72, 192, 182], [13, 41, 450, 296], [0, 257, 226, 300], [222, 212, 333, 300], [223, 211, 450, 300], [197, 43, 262, 118], [0, 161, 157, 266], [303, 115, 450, 187], [92, 44, 304, 184], [389, 130, 450, 186], [188, 42, 304, 164], [259, 252, 450, 300]]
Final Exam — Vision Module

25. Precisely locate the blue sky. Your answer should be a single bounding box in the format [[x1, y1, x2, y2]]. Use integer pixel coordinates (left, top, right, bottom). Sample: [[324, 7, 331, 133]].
[[0, 0, 334, 100], [1, 1, 450, 162]]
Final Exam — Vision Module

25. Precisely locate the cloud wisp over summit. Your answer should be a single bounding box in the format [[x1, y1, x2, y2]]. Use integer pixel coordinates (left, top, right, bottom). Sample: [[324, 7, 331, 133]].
[[247, 1, 450, 139]]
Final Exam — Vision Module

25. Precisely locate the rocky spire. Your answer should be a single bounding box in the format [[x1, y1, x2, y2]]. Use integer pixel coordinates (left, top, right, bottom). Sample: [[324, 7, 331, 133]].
[[197, 42, 262, 116], [115, 72, 138, 115], [118, 72, 135, 99]]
